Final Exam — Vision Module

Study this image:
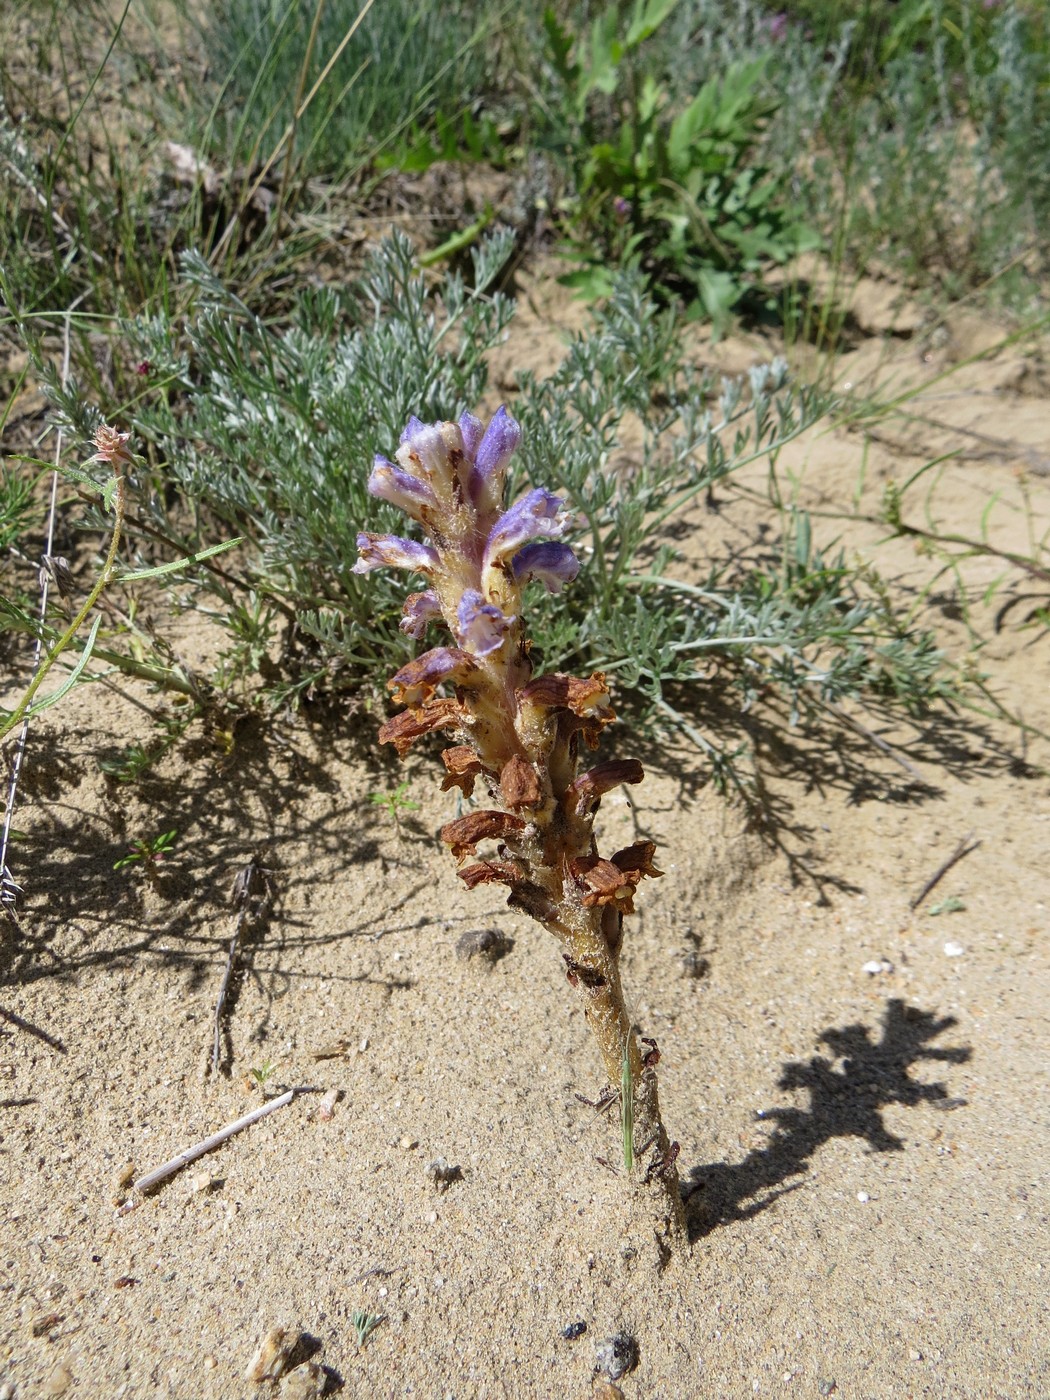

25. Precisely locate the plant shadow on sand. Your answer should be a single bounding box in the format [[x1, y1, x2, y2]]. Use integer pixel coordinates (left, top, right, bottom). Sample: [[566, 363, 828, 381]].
[[683, 998, 972, 1244]]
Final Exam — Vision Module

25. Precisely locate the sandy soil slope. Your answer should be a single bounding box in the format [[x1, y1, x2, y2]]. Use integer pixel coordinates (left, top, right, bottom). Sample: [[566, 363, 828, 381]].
[[1, 272, 1048, 1399]]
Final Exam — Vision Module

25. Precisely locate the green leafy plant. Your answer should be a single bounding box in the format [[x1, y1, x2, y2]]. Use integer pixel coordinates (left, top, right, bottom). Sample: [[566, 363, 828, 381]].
[[350, 1309, 383, 1349], [541, 0, 817, 328], [369, 780, 420, 835], [113, 828, 178, 873], [247, 1059, 278, 1088]]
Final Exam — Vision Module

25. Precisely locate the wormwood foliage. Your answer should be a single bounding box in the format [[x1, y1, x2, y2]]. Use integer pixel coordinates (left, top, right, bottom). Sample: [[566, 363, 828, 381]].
[[90, 231, 949, 782]]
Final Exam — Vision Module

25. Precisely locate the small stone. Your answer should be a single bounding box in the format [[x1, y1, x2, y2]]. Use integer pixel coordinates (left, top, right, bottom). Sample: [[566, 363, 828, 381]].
[[0, 1379, 15, 1399], [279, 1363, 324, 1400], [186, 1171, 216, 1196], [592, 1385, 624, 1400], [595, 1333, 639, 1382], [817, 1383, 837, 1398], [316, 1089, 340, 1122], [455, 928, 512, 965], [856, 1191, 870, 1203], [426, 1157, 462, 1194], [861, 959, 893, 976], [399, 1135, 419, 1151], [908, 1347, 924, 1362], [246, 1327, 295, 1383], [943, 941, 964, 957], [203, 1357, 217, 1371], [561, 1320, 587, 1341], [42, 1366, 72, 1397]]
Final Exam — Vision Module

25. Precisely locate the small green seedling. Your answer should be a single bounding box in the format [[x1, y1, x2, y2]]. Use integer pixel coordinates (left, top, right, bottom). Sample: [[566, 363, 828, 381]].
[[247, 1059, 277, 1088], [350, 1310, 383, 1349], [368, 780, 420, 835], [928, 896, 966, 916], [113, 829, 177, 872]]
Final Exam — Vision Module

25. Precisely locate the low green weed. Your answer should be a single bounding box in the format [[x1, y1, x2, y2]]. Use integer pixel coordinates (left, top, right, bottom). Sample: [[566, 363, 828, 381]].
[[540, 0, 817, 329]]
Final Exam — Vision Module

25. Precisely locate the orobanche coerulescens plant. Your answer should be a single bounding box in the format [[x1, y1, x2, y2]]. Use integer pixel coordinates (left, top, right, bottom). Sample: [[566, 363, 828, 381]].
[[353, 407, 686, 1247]]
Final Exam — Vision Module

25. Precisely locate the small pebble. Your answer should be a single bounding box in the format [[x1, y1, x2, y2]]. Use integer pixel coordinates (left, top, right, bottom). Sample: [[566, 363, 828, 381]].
[[42, 1366, 72, 1397], [561, 1320, 587, 1341], [861, 958, 893, 975], [908, 1347, 924, 1362], [187, 1171, 216, 1196], [278, 1363, 324, 1400], [817, 1383, 837, 1398], [0, 1380, 14, 1400], [592, 1385, 624, 1400], [455, 927, 512, 964], [944, 941, 964, 957], [857, 1191, 870, 1203], [595, 1333, 639, 1382], [399, 1135, 419, 1150], [317, 1089, 340, 1122], [426, 1157, 462, 1194], [246, 1327, 294, 1383], [203, 1357, 217, 1371]]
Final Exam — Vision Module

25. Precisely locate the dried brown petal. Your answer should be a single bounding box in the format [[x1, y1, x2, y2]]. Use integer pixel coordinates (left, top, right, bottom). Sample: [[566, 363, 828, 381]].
[[518, 672, 613, 722], [388, 647, 480, 708], [500, 754, 543, 809], [570, 856, 636, 910], [457, 859, 524, 889], [440, 745, 485, 797], [378, 697, 463, 757], [440, 810, 526, 859], [611, 841, 663, 881], [564, 759, 644, 815]]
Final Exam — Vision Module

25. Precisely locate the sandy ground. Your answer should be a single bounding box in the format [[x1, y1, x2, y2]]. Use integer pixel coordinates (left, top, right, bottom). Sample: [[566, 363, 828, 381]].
[[2, 265, 1049, 1400]]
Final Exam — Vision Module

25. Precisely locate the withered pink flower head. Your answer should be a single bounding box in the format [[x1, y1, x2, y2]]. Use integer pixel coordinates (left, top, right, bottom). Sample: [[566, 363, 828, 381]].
[[91, 424, 134, 469]]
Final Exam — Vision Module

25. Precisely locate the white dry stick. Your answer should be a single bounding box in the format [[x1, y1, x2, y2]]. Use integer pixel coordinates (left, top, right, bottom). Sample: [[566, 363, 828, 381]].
[[131, 1090, 294, 1194]]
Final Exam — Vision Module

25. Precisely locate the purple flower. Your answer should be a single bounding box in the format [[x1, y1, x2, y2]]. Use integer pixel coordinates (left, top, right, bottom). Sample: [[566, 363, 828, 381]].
[[470, 406, 521, 504], [484, 489, 572, 569], [368, 455, 437, 521], [398, 418, 456, 481], [511, 542, 580, 594], [768, 11, 788, 40], [352, 533, 440, 576], [458, 411, 484, 459], [456, 589, 514, 657], [400, 589, 443, 639]]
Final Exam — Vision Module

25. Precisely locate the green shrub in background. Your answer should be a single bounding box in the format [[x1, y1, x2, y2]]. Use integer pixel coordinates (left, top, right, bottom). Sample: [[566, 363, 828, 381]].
[[539, 0, 818, 329], [38, 231, 956, 793]]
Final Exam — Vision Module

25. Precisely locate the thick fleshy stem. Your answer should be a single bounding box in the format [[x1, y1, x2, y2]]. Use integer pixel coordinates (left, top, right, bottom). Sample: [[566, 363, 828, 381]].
[[355, 409, 685, 1249]]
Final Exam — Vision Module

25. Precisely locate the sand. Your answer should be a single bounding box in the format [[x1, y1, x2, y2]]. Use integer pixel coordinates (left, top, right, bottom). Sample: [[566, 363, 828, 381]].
[[2, 266, 1049, 1400]]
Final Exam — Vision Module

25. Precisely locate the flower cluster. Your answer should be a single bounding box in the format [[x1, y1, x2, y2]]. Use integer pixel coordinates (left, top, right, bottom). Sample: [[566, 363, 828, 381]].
[[354, 408, 680, 1222], [354, 407, 663, 926]]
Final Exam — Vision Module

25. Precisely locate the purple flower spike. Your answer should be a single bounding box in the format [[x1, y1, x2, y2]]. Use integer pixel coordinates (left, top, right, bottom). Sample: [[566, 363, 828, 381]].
[[456, 589, 514, 658], [352, 532, 440, 576], [398, 417, 457, 483], [368, 455, 437, 520], [399, 415, 426, 445], [474, 406, 521, 484], [511, 541, 580, 594], [458, 412, 484, 460], [485, 488, 571, 568], [400, 589, 443, 639]]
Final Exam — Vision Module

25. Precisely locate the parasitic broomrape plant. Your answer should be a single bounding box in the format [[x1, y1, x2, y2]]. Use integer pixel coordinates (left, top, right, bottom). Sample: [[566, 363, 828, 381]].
[[354, 408, 684, 1246]]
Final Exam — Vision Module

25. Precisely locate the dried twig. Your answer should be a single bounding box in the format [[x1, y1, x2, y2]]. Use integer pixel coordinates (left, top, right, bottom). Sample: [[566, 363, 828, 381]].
[[131, 1089, 294, 1194], [211, 857, 273, 1076], [910, 831, 981, 910], [1, 305, 81, 926]]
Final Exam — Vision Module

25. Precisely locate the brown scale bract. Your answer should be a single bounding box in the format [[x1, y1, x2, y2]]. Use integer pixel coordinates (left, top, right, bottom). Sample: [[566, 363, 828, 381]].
[[440, 810, 527, 859]]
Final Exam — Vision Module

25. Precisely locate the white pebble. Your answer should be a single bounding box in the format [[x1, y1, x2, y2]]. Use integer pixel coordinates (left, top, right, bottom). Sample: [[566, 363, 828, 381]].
[[857, 1191, 870, 1203], [943, 941, 965, 957], [861, 959, 893, 975]]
